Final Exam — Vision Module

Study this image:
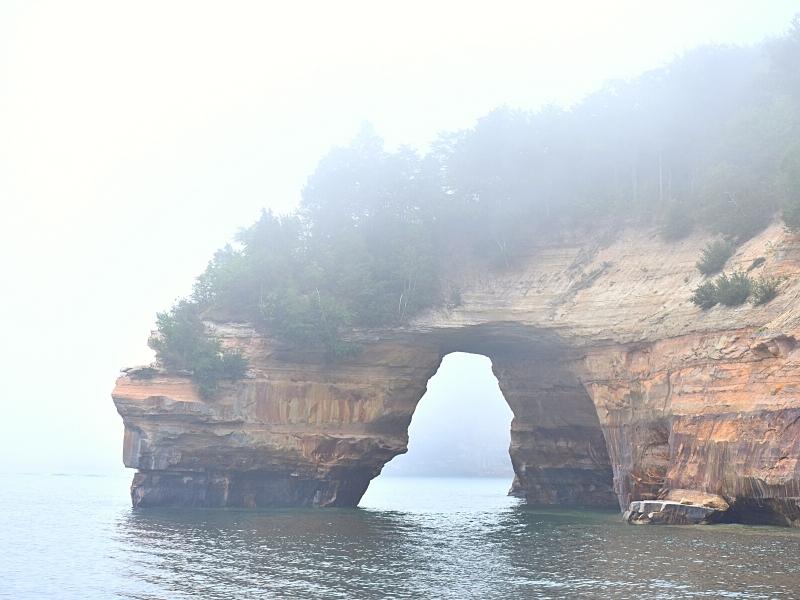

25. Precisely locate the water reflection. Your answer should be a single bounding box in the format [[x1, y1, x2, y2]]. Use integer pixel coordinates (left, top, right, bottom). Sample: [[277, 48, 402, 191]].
[[115, 507, 427, 599], [4, 474, 800, 599], [490, 506, 800, 599], [114, 499, 519, 599], [111, 481, 800, 599]]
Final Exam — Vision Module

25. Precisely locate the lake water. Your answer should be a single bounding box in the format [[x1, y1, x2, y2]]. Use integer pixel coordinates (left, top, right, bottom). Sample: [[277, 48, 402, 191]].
[[2, 472, 800, 599]]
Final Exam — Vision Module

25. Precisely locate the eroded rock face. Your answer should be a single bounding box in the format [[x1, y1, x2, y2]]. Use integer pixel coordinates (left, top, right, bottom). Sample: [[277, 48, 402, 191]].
[[113, 223, 800, 523]]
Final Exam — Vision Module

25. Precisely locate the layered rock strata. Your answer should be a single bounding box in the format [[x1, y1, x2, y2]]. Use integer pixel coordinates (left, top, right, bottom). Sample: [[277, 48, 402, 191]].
[[114, 223, 800, 524]]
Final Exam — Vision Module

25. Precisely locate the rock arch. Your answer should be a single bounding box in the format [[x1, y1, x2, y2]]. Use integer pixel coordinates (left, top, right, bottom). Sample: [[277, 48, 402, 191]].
[[115, 323, 615, 508], [114, 224, 800, 524]]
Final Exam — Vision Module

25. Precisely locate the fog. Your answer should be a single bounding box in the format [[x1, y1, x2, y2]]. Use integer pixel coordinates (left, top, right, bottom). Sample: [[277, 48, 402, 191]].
[[1, 1, 798, 474], [382, 353, 514, 478]]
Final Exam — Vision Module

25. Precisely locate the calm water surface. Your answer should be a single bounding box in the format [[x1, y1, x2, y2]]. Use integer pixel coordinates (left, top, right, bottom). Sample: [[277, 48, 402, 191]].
[[2, 472, 800, 599]]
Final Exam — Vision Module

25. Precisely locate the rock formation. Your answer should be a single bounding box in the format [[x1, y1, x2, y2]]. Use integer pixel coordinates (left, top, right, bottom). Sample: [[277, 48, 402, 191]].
[[113, 222, 800, 525]]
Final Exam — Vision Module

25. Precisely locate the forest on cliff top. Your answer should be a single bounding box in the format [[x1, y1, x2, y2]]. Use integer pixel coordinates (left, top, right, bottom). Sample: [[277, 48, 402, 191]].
[[149, 21, 800, 395]]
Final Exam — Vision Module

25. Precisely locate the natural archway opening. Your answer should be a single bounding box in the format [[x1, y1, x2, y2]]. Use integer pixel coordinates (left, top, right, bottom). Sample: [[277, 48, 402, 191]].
[[361, 352, 515, 508]]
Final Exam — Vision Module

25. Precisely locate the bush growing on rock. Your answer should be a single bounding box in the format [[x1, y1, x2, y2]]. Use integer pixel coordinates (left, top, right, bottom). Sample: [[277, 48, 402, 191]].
[[691, 280, 719, 309], [696, 239, 736, 275], [713, 271, 752, 306], [751, 276, 782, 305], [691, 271, 755, 309], [148, 301, 248, 398], [190, 346, 248, 398]]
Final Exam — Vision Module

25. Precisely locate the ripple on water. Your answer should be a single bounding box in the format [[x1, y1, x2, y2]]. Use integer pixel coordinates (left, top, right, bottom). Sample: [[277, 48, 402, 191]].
[[2, 474, 800, 599]]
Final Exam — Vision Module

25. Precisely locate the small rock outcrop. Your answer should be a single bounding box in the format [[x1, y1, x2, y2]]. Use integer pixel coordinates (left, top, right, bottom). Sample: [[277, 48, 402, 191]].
[[624, 501, 722, 525], [113, 223, 800, 524]]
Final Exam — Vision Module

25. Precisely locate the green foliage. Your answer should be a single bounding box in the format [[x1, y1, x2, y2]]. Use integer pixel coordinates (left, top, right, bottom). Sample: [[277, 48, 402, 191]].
[[696, 239, 736, 276], [751, 276, 782, 305], [189, 136, 442, 358], [221, 351, 248, 379], [151, 28, 800, 355], [258, 288, 359, 360], [690, 281, 719, 309], [191, 347, 248, 399], [691, 271, 754, 309], [713, 271, 752, 306], [148, 301, 205, 371], [148, 301, 248, 398]]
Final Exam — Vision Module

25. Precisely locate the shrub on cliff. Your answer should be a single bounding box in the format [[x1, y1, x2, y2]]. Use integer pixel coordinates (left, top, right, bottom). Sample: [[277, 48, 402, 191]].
[[148, 301, 248, 398], [696, 239, 735, 275], [691, 271, 754, 309], [190, 346, 248, 398], [751, 276, 782, 305], [713, 271, 752, 306], [690, 280, 719, 309]]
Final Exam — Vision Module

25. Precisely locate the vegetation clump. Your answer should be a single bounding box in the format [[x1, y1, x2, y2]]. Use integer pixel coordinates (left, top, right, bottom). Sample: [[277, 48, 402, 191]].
[[696, 239, 736, 276], [147, 23, 800, 364], [751, 276, 782, 305], [690, 280, 719, 309], [148, 301, 248, 398], [691, 271, 755, 309], [713, 271, 753, 306]]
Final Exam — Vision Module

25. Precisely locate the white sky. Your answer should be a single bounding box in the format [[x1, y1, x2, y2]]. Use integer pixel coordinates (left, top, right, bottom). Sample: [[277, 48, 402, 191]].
[[1, 0, 799, 474]]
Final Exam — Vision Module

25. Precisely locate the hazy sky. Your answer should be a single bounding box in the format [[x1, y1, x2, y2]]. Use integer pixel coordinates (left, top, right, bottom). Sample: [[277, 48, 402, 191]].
[[2, 1, 799, 474], [382, 353, 513, 478]]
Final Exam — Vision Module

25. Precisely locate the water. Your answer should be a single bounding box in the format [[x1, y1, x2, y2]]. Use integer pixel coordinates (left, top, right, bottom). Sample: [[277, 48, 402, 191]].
[[2, 473, 800, 599]]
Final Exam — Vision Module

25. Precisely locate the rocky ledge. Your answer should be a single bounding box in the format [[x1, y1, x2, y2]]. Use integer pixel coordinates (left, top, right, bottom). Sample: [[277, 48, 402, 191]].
[[624, 491, 730, 525], [114, 223, 800, 525]]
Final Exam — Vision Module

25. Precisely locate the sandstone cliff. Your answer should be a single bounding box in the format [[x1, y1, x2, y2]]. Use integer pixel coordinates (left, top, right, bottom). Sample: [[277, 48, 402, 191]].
[[114, 222, 800, 525]]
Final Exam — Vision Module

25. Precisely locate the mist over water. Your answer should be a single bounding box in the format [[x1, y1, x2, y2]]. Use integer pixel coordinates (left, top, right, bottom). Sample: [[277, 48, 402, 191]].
[[5, 5, 800, 599], [4, 473, 800, 599], [381, 353, 514, 478]]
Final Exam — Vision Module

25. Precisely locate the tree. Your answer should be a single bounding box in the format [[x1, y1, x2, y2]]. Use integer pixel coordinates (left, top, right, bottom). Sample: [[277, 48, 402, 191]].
[[148, 26, 800, 362], [148, 301, 248, 397]]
